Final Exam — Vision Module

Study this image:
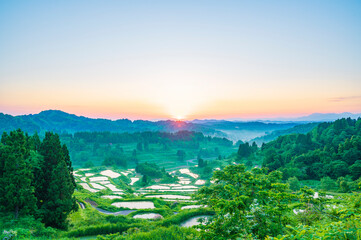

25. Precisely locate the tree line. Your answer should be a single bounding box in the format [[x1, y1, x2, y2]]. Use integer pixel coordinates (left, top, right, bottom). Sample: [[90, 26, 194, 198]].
[[62, 130, 232, 149], [235, 118, 361, 191]]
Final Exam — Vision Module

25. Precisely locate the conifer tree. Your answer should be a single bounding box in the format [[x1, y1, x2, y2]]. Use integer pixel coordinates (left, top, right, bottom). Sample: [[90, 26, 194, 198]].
[[29, 132, 41, 151], [62, 144, 76, 188], [42, 159, 76, 229], [38, 132, 76, 229], [0, 130, 37, 218]]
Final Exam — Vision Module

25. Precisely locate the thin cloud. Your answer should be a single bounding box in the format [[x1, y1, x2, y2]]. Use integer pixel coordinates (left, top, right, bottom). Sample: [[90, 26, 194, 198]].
[[329, 95, 361, 102]]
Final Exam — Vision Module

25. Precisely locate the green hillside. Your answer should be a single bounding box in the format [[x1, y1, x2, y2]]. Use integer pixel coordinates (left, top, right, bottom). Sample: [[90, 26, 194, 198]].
[[1, 118, 361, 239]]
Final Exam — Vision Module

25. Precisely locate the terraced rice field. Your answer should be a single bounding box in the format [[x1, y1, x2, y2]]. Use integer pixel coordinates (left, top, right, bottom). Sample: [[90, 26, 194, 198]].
[[112, 201, 155, 209], [74, 167, 206, 214]]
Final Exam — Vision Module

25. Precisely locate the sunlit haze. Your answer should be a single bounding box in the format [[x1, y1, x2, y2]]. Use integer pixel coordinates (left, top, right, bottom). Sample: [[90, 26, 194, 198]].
[[1, 1, 360, 120]]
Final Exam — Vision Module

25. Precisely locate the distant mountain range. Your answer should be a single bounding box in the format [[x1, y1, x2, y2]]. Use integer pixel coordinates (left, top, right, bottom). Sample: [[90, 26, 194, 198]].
[[0, 110, 216, 135], [226, 112, 361, 122], [0, 110, 301, 140], [291, 112, 361, 122], [1, 110, 358, 142]]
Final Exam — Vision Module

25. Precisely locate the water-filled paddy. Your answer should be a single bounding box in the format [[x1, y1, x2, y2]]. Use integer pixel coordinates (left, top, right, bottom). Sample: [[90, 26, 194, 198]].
[[180, 215, 210, 227], [101, 195, 123, 199], [172, 185, 198, 189], [195, 180, 206, 185], [130, 177, 139, 185], [89, 176, 109, 182], [181, 205, 205, 210], [79, 183, 98, 193], [111, 201, 155, 209], [133, 213, 163, 219], [104, 183, 123, 192], [90, 182, 106, 190], [145, 194, 191, 200], [100, 170, 120, 178], [146, 185, 170, 190], [179, 168, 199, 178]]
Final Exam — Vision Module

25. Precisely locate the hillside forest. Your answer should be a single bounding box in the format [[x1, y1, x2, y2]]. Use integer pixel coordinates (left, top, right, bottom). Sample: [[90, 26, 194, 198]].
[[0, 118, 360, 239]]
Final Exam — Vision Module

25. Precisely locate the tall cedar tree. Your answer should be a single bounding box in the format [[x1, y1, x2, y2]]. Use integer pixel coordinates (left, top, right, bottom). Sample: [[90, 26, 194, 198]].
[[0, 130, 37, 218], [62, 144, 76, 188], [38, 132, 77, 229]]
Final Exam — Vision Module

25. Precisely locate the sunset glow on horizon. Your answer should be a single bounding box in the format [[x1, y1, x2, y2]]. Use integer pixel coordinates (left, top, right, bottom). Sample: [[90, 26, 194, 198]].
[[1, 1, 360, 120]]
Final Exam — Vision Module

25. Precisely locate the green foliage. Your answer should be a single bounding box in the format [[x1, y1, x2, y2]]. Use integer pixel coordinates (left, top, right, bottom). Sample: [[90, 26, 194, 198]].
[[198, 157, 207, 168], [237, 142, 255, 158], [38, 132, 77, 229], [158, 208, 214, 227], [83, 160, 95, 168], [196, 164, 294, 239], [67, 222, 142, 237], [136, 162, 164, 178], [0, 214, 58, 239], [0, 130, 76, 230], [267, 192, 361, 240], [253, 122, 319, 144], [287, 177, 301, 192], [2, 118, 361, 239], [262, 118, 361, 182], [98, 225, 199, 240], [135, 162, 177, 184], [60, 130, 236, 169], [320, 176, 338, 191], [103, 155, 127, 168], [350, 160, 361, 180], [267, 220, 361, 240], [336, 176, 359, 193], [141, 174, 149, 185], [177, 150, 186, 161], [136, 142, 143, 151], [0, 130, 37, 218]]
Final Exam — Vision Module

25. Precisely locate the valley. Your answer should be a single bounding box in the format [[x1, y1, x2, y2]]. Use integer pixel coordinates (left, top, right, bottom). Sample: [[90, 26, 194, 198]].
[[1, 118, 361, 240], [2, 1, 360, 239]]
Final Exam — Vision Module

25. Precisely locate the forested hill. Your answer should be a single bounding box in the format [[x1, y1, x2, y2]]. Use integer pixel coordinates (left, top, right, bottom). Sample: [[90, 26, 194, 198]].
[[0, 110, 302, 141], [260, 118, 361, 182], [0, 110, 217, 134], [251, 122, 319, 144]]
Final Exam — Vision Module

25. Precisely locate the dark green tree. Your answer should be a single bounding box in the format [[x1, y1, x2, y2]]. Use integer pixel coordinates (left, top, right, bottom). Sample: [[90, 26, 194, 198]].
[[63, 144, 76, 188], [237, 142, 252, 158], [29, 132, 41, 151], [144, 140, 149, 151], [38, 132, 76, 229], [350, 160, 361, 180], [136, 142, 143, 151], [176, 150, 185, 161], [198, 157, 205, 168], [320, 176, 338, 191], [83, 160, 95, 168], [0, 130, 37, 218], [132, 149, 138, 164], [103, 156, 115, 166], [142, 174, 149, 186], [41, 159, 77, 229], [287, 177, 301, 191]]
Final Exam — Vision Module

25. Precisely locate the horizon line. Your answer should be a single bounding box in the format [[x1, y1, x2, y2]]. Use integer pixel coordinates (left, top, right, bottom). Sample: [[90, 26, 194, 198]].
[[1, 109, 361, 122]]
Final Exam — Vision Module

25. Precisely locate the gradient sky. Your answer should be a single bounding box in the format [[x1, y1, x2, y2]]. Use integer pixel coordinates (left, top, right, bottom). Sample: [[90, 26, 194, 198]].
[[0, 1, 360, 120]]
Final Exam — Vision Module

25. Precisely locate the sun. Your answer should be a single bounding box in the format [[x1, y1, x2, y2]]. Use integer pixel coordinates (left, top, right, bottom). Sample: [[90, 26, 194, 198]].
[[174, 115, 185, 121]]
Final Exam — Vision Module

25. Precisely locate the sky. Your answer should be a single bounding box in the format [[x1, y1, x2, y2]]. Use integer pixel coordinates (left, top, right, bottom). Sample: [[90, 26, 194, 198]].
[[0, 0, 360, 120]]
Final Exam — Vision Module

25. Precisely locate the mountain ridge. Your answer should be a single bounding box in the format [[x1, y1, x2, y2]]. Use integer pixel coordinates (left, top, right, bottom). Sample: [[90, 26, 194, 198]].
[[226, 112, 361, 122], [0, 110, 303, 142]]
